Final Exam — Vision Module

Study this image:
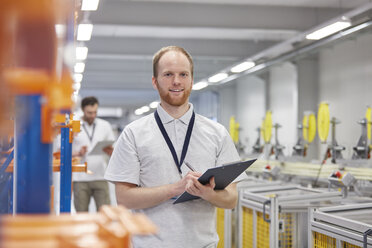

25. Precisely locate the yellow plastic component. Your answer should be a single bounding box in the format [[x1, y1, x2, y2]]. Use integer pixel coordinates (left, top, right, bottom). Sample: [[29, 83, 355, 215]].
[[313, 232, 336, 248], [263, 111, 272, 144], [229, 116, 236, 142], [216, 208, 225, 248], [54, 113, 66, 123], [279, 213, 294, 248], [317, 102, 330, 142], [303, 113, 316, 143], [366, 107, 371, 140], [71, 120, 81, 133], [341, 242, 361, 248], [256, 211, 270, 248], [229, 116, 240, 144], [242, 207, 253, 248]]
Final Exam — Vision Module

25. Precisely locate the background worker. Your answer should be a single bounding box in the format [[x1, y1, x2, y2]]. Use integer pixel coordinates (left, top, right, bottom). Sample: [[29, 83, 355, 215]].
[[73, 96, 115, 212]]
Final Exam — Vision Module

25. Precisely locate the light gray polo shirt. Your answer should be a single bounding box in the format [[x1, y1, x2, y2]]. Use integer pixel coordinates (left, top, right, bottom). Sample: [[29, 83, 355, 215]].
[[105, 104, 242, 248]]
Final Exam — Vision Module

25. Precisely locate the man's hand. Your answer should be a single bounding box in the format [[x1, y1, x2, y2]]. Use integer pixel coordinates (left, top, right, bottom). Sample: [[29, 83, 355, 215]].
[[102, 146, 114, 156], [78, 146, 88, 156], [186, 176, 216, 201], [171, 171, 201, 196]]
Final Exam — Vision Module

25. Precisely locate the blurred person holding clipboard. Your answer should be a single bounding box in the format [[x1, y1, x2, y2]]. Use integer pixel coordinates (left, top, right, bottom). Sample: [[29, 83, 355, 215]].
[[105, 46, 249, 248], [72, 96, 115, 212]]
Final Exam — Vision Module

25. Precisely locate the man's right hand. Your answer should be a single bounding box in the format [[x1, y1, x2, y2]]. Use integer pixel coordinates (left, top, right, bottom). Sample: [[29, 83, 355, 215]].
[[78, 146, 88, 156], [172, 171, 202, 196]]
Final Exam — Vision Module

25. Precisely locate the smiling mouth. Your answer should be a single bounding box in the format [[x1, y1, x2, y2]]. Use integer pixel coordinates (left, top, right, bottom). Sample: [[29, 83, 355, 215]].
[[169, 89, 184, 92]]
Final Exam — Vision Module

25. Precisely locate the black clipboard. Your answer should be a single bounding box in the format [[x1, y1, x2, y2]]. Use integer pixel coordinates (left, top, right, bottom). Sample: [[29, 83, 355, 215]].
[[173, 159, 257, 204]]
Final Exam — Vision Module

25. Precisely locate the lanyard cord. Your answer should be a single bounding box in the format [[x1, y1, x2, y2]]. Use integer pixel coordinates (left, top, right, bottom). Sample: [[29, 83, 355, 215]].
[[83, 123, 96, 142], [154, 110, 195, 173]]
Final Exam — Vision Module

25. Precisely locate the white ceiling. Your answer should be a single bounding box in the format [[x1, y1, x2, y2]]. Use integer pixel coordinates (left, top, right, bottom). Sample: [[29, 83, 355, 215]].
[[78, 0, 371, 111]]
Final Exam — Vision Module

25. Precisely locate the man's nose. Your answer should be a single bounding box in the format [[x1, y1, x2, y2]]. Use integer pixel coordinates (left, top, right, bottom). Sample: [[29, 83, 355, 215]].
[[173, 75, 182, 84]]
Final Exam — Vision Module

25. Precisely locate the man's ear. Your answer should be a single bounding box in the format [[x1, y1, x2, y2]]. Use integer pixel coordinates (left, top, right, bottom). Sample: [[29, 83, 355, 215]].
[[152, 76, 158, 90]]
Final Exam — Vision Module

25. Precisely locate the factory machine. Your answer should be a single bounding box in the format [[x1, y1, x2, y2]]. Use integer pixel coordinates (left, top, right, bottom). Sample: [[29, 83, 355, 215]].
[[309, 203, 372, 248]]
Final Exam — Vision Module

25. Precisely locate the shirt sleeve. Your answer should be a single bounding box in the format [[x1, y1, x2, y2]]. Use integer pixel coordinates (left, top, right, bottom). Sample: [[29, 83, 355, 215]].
[[104, 127, 140, 185], [216, 127, 247, 183]]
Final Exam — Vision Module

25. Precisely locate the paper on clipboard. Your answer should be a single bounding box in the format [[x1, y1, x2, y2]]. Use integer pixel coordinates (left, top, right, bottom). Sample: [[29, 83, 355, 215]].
[[88, 140, 115, 155]]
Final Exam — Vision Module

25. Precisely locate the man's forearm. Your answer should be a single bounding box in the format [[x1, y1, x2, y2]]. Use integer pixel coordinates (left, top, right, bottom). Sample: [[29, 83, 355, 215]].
[[115, 183, 178, 210], [205, 183, 238, 209]]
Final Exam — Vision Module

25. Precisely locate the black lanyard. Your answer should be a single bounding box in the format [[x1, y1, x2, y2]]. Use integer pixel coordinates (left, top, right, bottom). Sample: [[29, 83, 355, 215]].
[[154, 110, 195, 173], [83, 123, 96, 142]]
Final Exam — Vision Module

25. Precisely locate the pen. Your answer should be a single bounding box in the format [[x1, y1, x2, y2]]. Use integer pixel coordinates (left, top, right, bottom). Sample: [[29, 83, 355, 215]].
[[184, 161, 196, 172]]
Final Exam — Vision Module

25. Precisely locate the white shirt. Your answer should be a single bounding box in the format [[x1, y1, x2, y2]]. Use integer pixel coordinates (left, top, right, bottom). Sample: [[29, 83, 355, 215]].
[[105, 104, 243, 248], [73, 117, 115, 182]]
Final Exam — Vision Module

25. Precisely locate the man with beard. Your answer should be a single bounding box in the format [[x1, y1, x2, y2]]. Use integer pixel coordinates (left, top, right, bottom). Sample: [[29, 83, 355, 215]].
[[105, 46, 243, 248], [73, 96, 115, 212]]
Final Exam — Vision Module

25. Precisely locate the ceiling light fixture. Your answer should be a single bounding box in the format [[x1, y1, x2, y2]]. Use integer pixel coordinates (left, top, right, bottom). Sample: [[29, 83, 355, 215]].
[[77, 24, 93, 41], [74, 73, 83, 83], [73, 82, 81, 91], [141, 106, 150, 113], [149, 101, 159, 108], [306, 20, 351, 40], [74, 62, 85, 73], [208, 73, 228, 83], [81, 0, 100, 11], [76, 46, 88, 60], [134, 108, 143, 116], [230, 61, 255, 73], [192, 81, 208, 90]]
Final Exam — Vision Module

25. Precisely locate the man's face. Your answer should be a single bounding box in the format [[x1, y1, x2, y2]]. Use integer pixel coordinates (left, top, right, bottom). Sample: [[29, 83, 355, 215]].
[[83, 103, 98, 125], [152, 51, 193, 107]]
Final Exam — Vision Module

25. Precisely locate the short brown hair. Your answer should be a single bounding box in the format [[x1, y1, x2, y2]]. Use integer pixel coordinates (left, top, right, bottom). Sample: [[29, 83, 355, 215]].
[[81, 96, 99, 110], [152, 46, 193, 78]]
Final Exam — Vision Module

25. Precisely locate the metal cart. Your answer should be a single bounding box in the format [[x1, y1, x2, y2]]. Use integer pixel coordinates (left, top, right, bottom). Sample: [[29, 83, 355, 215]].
[[309, 203, 372, 248], [238, 185, 344, 248]]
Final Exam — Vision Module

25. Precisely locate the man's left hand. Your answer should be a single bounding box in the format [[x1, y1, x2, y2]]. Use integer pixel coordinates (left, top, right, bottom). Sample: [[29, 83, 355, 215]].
[[185, 176, 216, 201], [102, 146, 114, 156]]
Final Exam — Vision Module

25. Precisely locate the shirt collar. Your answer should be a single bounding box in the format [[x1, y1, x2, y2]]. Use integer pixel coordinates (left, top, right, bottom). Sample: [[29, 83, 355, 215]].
[[156, 103, 194, 125], [82, 118, 97, 127]]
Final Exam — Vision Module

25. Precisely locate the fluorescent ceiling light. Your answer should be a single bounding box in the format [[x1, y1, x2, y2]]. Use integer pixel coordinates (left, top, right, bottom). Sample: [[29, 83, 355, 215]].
[[140, 106, 150, 113], [306, 21, 351, 40], [134, 108, 143, 116], [82, 0, 99, 11], [77, 24, 93, 41], [193, 81, 208, 90], [231, 61, 255, 73], [74, 73, 83, 83], [208, 73, 228, 83], [149, 101, 159, 109], [73, 82, 81, 91], [76, 46, 88, 60], [74, 62, 85, 73], [55, 24, 66, 38]]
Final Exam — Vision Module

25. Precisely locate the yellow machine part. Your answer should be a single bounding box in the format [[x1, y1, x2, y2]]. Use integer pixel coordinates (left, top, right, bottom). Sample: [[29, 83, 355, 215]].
[[263, 111, 272, 144], [216, 208, 225, 248], [342, 242, 361, 248], [366, 107, 371, 140], [256, 211, 270, 248], [242, 207, 254, 248], [303, 113, 316, 143], [279, 213, 294, 248], [229, 116, 239, 144], [312, 232, 336, 248], [317, 102, 330, 142]]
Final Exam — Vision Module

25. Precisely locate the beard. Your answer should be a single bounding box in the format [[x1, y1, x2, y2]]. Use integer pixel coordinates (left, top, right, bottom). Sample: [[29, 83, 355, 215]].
[[156, 81, 192, 107]]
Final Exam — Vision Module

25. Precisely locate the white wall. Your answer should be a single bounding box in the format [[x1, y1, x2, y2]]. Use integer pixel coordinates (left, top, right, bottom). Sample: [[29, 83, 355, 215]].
[[235, 75, 266, 153], [318, 32, 372, 157], [269, 62, 298, 155], [218, 84, 237, 129]]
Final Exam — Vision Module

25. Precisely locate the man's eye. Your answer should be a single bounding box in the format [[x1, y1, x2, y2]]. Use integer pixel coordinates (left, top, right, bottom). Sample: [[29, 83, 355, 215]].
[[181, 73, 188, 77], [164, 73, 172, 77]]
